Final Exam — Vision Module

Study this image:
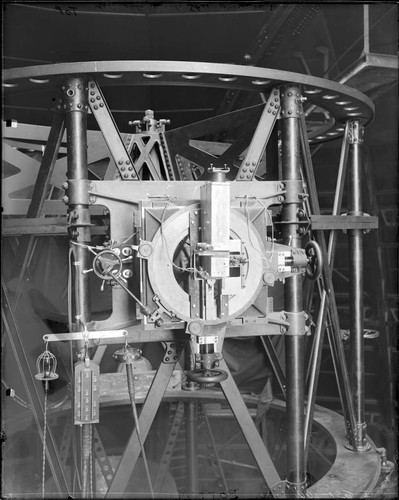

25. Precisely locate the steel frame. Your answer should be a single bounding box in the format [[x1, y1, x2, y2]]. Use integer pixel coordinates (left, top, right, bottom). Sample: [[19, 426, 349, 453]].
[[2, 61, 382, 498]]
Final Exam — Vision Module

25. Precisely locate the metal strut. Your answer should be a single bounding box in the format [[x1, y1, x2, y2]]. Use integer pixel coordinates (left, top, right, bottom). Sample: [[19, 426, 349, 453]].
[[63, 75, 94, 496], [279, 84, 307, 497]]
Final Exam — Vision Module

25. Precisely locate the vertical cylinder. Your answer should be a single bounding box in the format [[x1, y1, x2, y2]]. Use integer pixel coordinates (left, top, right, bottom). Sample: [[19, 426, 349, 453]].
[[280, 85, 306, 496], [347, 120, 368, 450], [185, 402, 199, 493], [63, 76, 93, 496], [64, 77, 92, 328]]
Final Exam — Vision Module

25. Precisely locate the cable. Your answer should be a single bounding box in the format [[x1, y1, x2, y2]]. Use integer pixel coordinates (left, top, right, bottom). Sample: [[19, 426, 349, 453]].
[[41, 389, 48, 497], [243, 196, 275, 268], [159, 199, 200, 276]]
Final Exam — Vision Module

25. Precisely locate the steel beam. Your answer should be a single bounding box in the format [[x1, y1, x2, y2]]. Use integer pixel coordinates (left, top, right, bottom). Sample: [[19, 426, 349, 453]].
[[63, 75, 94, 496], [299, 117, 357, 453], [347, 120, 369, 451], [87, 80, 138, 180], [185, 402, 199, 493], [219, 359, 281, 492], [279, 85, 306, 496], [105, 346, 182, 497], [10, 107, 65, 302]]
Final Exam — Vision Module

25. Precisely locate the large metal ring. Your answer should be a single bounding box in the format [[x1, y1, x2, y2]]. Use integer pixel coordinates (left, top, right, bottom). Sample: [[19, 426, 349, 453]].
[[146, 205, 265, 325], [3, 61, 374, 142]]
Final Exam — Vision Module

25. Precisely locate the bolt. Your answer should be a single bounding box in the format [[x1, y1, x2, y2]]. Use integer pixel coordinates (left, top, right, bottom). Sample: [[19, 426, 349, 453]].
[[122, 269, 133, 279], [62, 195, 69, 204], [94, 105, 98, 110], [90, 91, 95, 96], [118, 160, 123, 165], [62, 181, 69, 190], [90, 98, 95, 103], [89, 196, 96, 204], [99, 103, 104, 107]]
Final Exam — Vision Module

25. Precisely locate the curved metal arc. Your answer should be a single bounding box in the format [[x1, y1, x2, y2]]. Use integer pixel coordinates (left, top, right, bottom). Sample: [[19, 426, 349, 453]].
[[3, 60, 374, 118]]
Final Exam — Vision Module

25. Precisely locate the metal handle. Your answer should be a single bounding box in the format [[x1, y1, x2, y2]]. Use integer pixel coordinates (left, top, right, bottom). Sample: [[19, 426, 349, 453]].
[[305, 240, 323, 281], [186, 368, 228, 384]]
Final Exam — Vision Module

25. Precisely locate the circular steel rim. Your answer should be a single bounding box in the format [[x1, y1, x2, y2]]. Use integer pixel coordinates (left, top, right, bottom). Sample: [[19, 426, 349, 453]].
[[3, 60, 374, 143], [147, 205, 264, 324], [6, 393, 380, 497]]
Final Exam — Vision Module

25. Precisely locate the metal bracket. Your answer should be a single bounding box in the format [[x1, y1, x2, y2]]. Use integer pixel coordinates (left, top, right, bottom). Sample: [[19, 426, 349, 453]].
[[347, 120, 364, 145], [270, 481, 287, 498], [279, 180, 305, 204], [280, 84, 304, 118], [280, 310, 308, 336], [285, 480, 306, 497], [87, 79, 138, 180], [63, 179, 91, 206], [43, 329, 128, 343], [162, 341, 182, 364]]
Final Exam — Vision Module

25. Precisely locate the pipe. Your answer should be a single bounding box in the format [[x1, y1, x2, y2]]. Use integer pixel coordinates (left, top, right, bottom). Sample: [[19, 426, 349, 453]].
[[348, 120, 368, 450], [280, 85, 306, 496], [64, 76, 93, 496]]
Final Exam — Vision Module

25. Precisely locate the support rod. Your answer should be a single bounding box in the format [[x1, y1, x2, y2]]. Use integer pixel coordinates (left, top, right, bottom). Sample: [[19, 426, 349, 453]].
[[347, 120, 368, 450], [301, 120, 351, 459], [185, 402, 199, 493], [279, 85, 306, 497], [63, 76, 94, 495]]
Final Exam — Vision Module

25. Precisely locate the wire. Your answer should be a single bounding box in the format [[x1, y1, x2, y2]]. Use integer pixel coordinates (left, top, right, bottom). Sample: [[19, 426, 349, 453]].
[[41, 390, 48, 498], [243, 196, 275, 268], [255, 197, 275, 263], [159, 199, 201, 276]]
